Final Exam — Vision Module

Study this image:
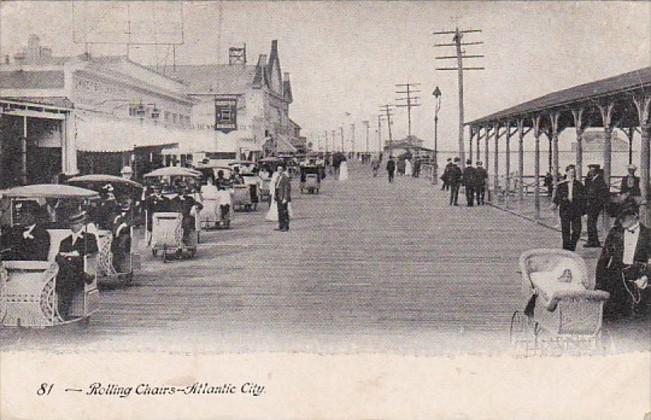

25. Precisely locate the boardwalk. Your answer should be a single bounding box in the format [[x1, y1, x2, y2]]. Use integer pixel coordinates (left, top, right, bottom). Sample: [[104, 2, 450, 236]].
[[1, 163, 647, 354]]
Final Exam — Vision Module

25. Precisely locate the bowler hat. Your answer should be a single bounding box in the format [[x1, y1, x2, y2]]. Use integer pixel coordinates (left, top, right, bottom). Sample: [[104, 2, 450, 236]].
[[587, 163, 601, 169], [628, 164, 637, 171], [67, 210, 87, 225], [617, 205, 639, 220]]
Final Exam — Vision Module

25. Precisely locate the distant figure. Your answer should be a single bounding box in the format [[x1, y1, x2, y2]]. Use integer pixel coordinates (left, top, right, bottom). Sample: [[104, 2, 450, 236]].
[[462, 160, 476, 207], [441, 158, 453, 191], [404, 158, 413, 177], [339, 158, 349, 181], [583, 163, 609, 248], [551, 165, 586, 251], [544, 172, 554, 197], [620, 164, 641, 210], [371, 159, 380, 177], [265, 166, 281, 222], [475, 162, 488, 205], [386, 156, 396, 183], [448, 157, 462, 206]]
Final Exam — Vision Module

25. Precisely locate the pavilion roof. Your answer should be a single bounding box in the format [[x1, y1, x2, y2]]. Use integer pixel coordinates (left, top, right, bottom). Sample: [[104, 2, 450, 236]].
[[467, 66, 651, 127]]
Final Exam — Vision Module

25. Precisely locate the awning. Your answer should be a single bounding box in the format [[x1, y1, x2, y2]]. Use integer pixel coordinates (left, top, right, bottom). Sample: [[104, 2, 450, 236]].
[[160, 129, 257, 155], [75, 115, 185, 153], [275, 135, 297, 153]]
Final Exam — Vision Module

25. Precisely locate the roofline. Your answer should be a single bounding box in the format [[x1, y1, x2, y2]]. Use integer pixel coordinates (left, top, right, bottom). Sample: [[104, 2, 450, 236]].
[[466, 66, 651, 126]]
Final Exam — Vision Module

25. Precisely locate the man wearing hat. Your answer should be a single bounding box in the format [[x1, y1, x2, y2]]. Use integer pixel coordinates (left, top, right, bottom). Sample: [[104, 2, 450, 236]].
[[596, 206, 650, 319], [170, 186, 203, 244], [462, 159, 476, 207], [3, 201, 50, 261], [55, 211, 98, 319], [620, 164, 641, 198], [111, 202, 132, 273], [551, 165, 587, 251], [441, 158, 453, 191], [474, 162, 488, 205], [584, 163, 610, 247], [448, 157, 462, 206]]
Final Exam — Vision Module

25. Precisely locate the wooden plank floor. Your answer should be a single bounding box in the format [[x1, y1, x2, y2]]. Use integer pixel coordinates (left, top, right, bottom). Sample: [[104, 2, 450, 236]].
[[1, 162, 647, 354]]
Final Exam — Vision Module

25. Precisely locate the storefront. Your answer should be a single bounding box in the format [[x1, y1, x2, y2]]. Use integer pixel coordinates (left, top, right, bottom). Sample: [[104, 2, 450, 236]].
[[0, 99, 74, 188]]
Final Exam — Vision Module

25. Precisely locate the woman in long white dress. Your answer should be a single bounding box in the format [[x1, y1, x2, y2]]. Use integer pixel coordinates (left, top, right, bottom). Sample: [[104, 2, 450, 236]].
[[339, 159, 349, 181], [404, 159, 413, 177], [265, 168, 280, 222]]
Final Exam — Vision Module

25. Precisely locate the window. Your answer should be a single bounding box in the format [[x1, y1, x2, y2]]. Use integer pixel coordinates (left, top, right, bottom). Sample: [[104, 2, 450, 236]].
[[164, 111, 170, 121], [172, 113, 178, 124]]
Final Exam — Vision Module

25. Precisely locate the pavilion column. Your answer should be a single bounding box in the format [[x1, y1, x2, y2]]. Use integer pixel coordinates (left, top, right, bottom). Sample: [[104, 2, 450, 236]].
[[21, 115, 28, 186], [633, 95, 651, 225], [505, 121, 512, 196], [476, 126, 482, 162], [571, 108, 585, 180], [598, 102, 615, 188], [532, 115, 542, 219], [493, 123, 500, 201], [517, 119, 525, 201], [468, 127, 474, 163], [547, 134, 553, 174], [549, 111, 561, 188], [627, 127, 634, 165], [484, 125, 490, 185]]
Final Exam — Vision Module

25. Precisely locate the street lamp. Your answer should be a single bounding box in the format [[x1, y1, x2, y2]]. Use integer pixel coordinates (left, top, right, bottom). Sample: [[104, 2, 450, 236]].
[[432, 86, 442, 185]]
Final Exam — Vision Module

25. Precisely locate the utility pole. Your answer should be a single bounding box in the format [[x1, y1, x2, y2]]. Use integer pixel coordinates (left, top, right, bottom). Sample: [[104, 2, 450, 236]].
[[339, 126, 345, 152], [350, 123, 356, 154], [395, 83, 421, 138], [363, 120, 370, 153], [377, 114, 384, 155], [324, 130, 328, 153], [331, 130, 336, 152], [434, 28, 484, 169], [379, 104, 394, 152]]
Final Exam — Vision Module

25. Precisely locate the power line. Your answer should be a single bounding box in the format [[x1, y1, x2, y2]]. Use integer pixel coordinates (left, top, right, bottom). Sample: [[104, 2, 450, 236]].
[[434, 27, 485, 167]]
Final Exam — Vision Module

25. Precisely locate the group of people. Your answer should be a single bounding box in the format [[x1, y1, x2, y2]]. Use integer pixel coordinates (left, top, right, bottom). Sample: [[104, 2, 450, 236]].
[[143, 183, 203, 245], [440, 158, 488, 207]]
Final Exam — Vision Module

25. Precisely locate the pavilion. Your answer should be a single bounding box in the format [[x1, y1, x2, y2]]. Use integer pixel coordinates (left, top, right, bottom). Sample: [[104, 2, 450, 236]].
[[466, 66, 651, 223]]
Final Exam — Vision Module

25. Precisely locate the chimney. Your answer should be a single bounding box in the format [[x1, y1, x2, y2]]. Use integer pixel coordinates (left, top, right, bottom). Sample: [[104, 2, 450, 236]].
[[283, 72, 290, 82], [228, 44, 247, 65]]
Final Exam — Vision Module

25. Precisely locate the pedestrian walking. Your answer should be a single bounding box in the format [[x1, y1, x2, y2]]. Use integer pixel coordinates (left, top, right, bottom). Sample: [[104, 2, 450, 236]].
[[405, 158, 413, 177], [441, 158, 453, 190], [386, 156, 396, 183], [462, 159, 476, 207], [275, 165, 291, 232], [448, 157, 462, 206], [551, 165, 586, 251], [474, 162, 488, 205], [583, 163, 609, 248]]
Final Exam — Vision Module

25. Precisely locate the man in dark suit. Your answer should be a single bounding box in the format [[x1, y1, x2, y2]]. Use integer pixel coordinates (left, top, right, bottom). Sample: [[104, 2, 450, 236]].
[[448, 157, 462, 206], [111, 202, 132, 273], [474, 162, 488, 205], [551, 165, 587, 251], [3, 201, 50, 261], [620, 164, 641, 198], [170, 186, 203, 244], [584, 164, 610, 248], [275, 165, 291, 232], [596, 207, 650, 319], [441, 158, 453, 191], [55, 211, 98, 319], [462, 159, 476, 207], [386, 156, 396, 183]]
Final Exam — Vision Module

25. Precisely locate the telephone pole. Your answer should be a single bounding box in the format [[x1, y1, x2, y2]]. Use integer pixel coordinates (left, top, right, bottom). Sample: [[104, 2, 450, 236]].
[[395, 83, 421, 138], [434, 28, 484, 168], [379, 104, 394, 151], [331, 130, 336, 152], [377, 114, 384, 154], [324, 130, 328, 153], [339, 126, 345, 152], [350, 123, 356, 154]]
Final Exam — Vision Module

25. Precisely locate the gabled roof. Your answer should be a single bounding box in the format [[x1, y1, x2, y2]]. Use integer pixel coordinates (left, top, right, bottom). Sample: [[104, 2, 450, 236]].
[[468, 66, 651, 126], [154, 64, 259, 95], [0, 69, 64, 89]]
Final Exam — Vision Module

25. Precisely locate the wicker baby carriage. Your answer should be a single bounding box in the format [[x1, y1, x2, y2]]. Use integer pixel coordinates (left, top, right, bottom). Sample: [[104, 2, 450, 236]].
[[510, 249, 610, 356]]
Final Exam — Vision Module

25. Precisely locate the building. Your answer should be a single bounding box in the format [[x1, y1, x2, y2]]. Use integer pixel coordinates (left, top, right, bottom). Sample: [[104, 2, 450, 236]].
[[0, 35, 212, 185], [154, 40, 299, 159], [383, 135, 433, 158]]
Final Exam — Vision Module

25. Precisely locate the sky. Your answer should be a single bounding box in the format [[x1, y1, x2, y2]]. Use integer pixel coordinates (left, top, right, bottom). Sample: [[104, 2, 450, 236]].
[[1, 1, 650, 152]]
